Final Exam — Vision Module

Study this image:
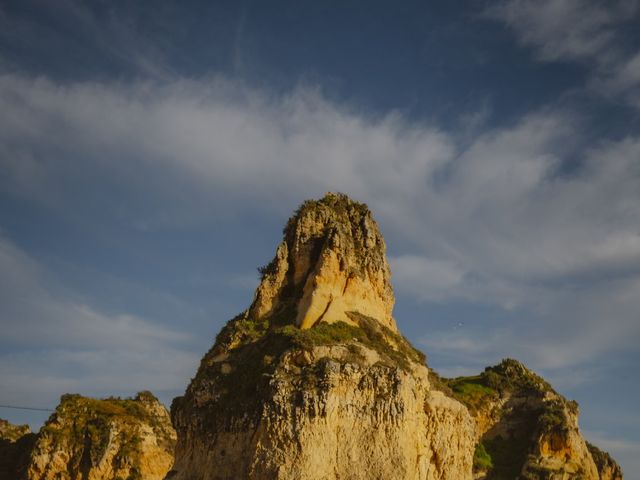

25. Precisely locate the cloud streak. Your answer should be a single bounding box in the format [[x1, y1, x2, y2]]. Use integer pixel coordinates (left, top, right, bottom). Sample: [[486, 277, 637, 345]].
[[1, 73, 640, 373], [484, 0, 640, 106]]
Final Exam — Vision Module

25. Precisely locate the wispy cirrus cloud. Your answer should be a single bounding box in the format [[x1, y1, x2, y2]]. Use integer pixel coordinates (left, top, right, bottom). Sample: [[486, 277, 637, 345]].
[[484, 0, 640, 106], [2, 73, 639, 375]]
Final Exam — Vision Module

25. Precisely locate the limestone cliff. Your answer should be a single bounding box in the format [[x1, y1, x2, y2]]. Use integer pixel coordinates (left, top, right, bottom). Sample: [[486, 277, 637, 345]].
[[170, 193, 476, 480], [23, 391, 175, 480], [443, 359, 623, 479]]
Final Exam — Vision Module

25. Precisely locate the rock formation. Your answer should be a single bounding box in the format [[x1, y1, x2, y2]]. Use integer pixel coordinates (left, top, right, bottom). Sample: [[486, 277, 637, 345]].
[[170, 193, 476, 479], [0, 419, 37, 479], [170, 192, 623, 480], [441, 359, 624, 479], [8, 391, 176, 480], [249, 192, 396, 331], [587, 443, 624, 480]]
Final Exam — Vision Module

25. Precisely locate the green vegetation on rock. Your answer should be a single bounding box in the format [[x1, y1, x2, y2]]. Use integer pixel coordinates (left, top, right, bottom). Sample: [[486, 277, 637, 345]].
[[188, 303, 428, 431], [286, 193, 370, 237], [473, 441, 493, 470], [538, 400, 569, 434], [446, 359, 582, 479], [279, 313, 425, 370], [446, 375, 497, 413], [444, 358, 557, 412]]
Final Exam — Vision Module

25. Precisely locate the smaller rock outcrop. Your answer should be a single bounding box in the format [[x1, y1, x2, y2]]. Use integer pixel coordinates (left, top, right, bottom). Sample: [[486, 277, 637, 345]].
[[24, 391, 176, 480], [443, 359, 614, 479], [0, 419, 37, 480]]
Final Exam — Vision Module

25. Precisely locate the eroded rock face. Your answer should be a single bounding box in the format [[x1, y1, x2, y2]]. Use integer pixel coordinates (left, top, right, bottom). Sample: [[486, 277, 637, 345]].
[[170, 193, 475, 480], [172, 336, 475, 480], [25, 391, 175, 480], [249, 192, 396, 331], [0, 419, 31, 442]]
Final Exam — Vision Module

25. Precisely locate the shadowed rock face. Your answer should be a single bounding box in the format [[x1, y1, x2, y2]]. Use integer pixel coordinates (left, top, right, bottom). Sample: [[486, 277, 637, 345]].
[[588, 443, 624, 480], [0, 419, 37, 480]]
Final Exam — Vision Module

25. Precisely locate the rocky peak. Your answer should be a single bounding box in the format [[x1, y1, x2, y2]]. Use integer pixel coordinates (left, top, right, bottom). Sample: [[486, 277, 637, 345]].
[[249, 192, 396, 331], [169, 194, 476, 480]]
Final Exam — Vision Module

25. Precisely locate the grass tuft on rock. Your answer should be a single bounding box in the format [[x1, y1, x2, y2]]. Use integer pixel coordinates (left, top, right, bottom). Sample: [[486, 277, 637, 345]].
[[473, 441, 493, 471]]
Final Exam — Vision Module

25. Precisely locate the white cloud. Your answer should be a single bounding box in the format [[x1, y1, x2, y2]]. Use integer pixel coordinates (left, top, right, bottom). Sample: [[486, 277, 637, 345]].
[[484, 0, 640, 106], [0, 73, 639, 479], [390, 255, 466, 302], [484, 0, 633, 62], [1, 73, 639, 374]]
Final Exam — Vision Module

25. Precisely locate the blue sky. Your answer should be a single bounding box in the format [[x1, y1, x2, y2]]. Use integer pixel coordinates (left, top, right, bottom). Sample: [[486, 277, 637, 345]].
[[1, 0, 640, 475]]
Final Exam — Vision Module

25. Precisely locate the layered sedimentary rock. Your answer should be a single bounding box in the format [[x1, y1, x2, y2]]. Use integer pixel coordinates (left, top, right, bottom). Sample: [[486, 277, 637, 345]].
[[24, 391, 175, 480], [170, 193, 476, 480]]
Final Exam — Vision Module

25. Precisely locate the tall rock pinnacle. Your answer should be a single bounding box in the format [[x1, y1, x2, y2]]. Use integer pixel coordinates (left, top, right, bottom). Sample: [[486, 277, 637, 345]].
[[249, 192, 396, 331], [169, 193, 476, 480]]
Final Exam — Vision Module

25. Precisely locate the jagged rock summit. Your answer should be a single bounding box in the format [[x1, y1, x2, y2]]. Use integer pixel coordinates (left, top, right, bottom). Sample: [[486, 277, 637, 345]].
[[169, 192, 622, 480], [250, 192, 396, 331]]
